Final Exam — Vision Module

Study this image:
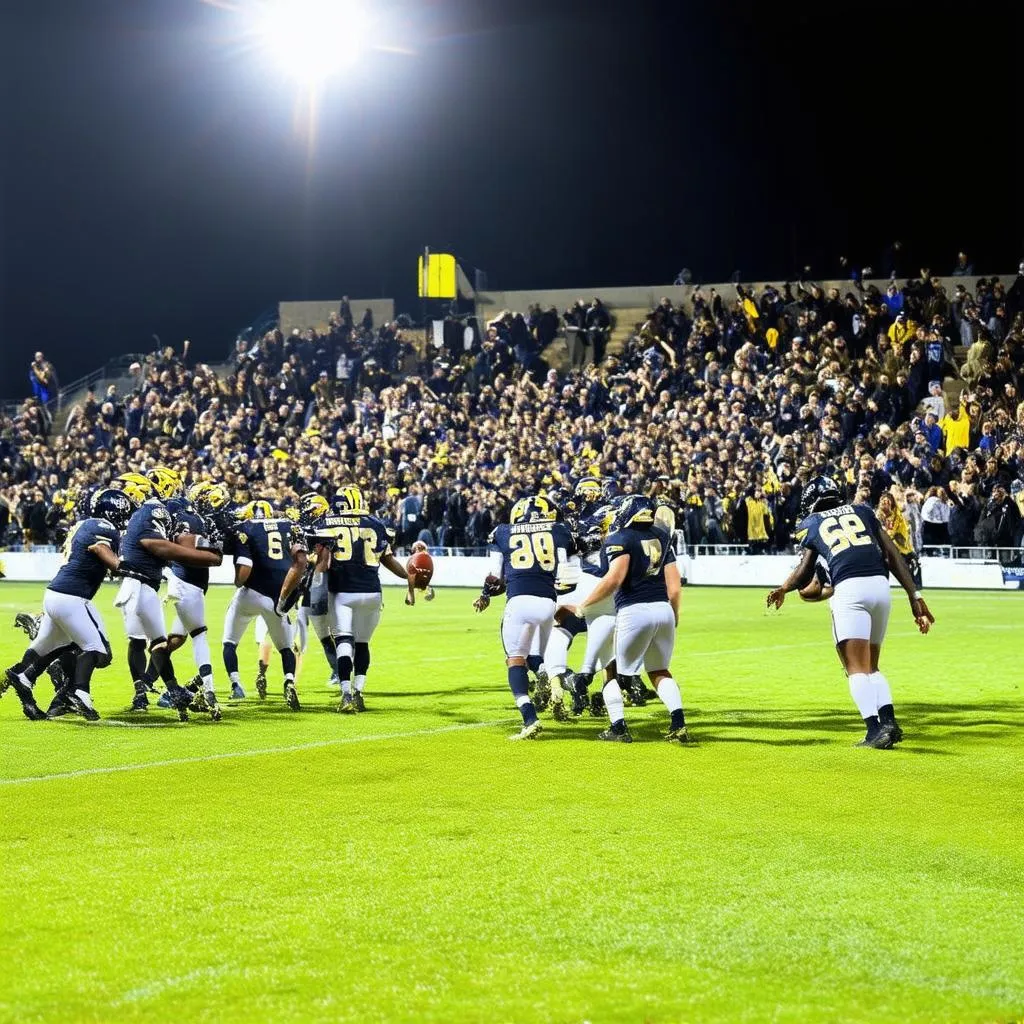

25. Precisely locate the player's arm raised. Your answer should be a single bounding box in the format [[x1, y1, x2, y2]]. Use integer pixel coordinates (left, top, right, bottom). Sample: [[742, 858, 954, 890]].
[[766, 548, 817, 610], [876, 527, 934, 633]]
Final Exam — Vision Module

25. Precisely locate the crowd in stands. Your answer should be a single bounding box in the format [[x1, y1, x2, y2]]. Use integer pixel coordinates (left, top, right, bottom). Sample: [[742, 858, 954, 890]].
[[2, 264, 1023, 559]]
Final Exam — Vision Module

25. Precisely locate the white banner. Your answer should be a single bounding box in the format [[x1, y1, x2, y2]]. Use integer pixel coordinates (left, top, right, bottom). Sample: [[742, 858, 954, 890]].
[[0, 552, 1014, 590]]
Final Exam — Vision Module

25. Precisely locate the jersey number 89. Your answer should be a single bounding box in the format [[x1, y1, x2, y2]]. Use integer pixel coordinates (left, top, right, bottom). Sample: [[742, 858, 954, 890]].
[[510, 531, 556, 571], [820, 513, 871, 554]]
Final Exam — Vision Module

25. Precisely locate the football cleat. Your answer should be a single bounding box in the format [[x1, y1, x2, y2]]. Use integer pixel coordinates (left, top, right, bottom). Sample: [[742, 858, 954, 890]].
[[338, 692, 356, 713], [353, 691, 366, 713], [551, 694, 570, 723], [856, 724, 895, 749], [129, 689, 149, 711], [255, 669, 267, 701], [570, 688, 589, 717], [5, 671, 46, 721], [508, 720, 543, 741], [205, 691, 222, 723], [14, 612, 40, 640], [284, 681, 300, 711], [597, 726, 633, 743], [156, 691, 173, 710], [70, 690, 100, 722], [45, 691, 75, 719], [665, 725, 695, 745], [230, 681, 247, 700], [533, 675, 551, 712], [166, 685, 193, 722], [589, 692, 606, 717], [889, 722, 904, 745], [624, 677, 647, 707]]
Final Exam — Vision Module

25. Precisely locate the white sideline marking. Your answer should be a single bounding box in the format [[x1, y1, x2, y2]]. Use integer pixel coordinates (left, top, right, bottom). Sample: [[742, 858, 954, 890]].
[[0, 719, 512, 786]]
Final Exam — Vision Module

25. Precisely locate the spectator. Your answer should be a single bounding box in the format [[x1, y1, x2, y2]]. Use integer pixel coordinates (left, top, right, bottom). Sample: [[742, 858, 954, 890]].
[[951, 251, 974, 277], [920, 486, 951, 549], [29, 351, 58, 405]]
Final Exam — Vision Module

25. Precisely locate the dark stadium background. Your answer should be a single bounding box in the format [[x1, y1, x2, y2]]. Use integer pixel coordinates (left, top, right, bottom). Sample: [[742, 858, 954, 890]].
[[1, 0, 1019, 386]]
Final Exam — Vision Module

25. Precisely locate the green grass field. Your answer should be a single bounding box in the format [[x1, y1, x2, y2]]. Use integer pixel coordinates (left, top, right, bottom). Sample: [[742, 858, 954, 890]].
[[1, 583, 1021, 1024]]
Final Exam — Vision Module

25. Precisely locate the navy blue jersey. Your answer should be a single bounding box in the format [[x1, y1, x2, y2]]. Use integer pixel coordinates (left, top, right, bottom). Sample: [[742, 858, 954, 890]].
[[315, 513, 392, 595], [120, 499, 173, 588], [49, 517, 119, 599], [490, 521, 573, 600], [795, 503, 888, 587], [170, 505, 212, 593], [601, 523, 675, 609], [233, 518, 301, 601]]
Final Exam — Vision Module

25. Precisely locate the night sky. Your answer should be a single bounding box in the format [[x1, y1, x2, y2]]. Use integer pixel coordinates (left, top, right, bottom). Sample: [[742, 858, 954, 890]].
[[1, 0, 1020, 389]]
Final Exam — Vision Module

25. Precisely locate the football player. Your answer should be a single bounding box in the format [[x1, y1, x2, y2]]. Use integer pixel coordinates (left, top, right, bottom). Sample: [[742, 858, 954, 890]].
[[540, 478, 606, 720], [766, 476, 934, 749], [223, 500, 307, 709], [474, 494, 573, 740], [307, 485, 415, 713], [566, 494, 687, 743], [161, 481, 230, 720], [117, 468, 222, 718], [2, 488, 134, 721], [294, 493, 340, 689]]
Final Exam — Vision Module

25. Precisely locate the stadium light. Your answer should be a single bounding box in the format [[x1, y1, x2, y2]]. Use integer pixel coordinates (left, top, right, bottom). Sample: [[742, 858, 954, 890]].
[[245, 0, 372, 85]]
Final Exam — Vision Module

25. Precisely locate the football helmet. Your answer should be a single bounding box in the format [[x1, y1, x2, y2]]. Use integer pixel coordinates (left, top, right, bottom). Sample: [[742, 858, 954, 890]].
[[90, 488, 135, 530], [299, 493, 330, 527], [613, 494, 656, 530], [334, 485, 366, 514], [574, 476, 602, 503], [148, 466, 184, 500], [238, 500, 275, 521], [193, 483, 231, 517], [799, 476, 842, 518], [74, 485, 101, 521], [509, 494, 558, 525], [115, 473, 155, 504]]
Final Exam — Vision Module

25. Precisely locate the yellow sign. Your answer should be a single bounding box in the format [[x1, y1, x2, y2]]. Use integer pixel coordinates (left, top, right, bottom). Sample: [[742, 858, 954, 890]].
[[417, 253, 457, 299]]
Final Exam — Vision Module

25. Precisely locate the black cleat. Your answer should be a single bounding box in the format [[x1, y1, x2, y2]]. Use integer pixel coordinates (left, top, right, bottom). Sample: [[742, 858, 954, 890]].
[[856, 724, 896, 749], [533, 676, 551, 712], [589, 692, 606, 717], [70, 691, 100, 722], [352, 690, 365, 713], [338, 692, 355, 713], [889, 722, 904, 745], [129, 689, 149, 711], [597, 726, 633, 743], [14, 612, 40, 640], [624, 678, 647, 707], [551, 694, 570, 723], [284, 681, 300, 711], [167, 685, 193, 722], [255, 671, 267, 701], [6, 669, 46, 720], [46, 691, 75, 719]]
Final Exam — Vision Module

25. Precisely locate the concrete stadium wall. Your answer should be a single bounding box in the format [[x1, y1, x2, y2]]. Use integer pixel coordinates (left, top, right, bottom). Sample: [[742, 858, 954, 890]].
[[475, 275, 1018, 323], [279, 299, 395, 336], [1, 554, 1017, 589]]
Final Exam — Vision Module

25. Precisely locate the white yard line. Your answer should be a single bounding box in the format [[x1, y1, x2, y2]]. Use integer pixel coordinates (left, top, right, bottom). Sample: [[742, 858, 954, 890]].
[[0, 718, 513, 786]]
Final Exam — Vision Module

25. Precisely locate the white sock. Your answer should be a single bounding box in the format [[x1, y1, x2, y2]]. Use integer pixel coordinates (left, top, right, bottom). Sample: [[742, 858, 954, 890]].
[[229, 671, 241, 687], [342, 680, 352, 695], [602, 680, 625, 725], [354, 674, 366, 693], [284, 673, 295, 684], [191, 631, 211, 672], [543, 628, 571, 680], [656, 677, 683, 714], [514, 694, 532, 709], [868, 671, 892, 711], [848, 673, 876, 719]]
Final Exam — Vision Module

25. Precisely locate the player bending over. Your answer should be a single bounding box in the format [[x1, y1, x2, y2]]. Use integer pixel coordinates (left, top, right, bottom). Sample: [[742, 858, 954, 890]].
[[566, 494, 688, 743], [2, 489, 134, 721], [766, 475, 934, 749], [474, 494, 573, 741]]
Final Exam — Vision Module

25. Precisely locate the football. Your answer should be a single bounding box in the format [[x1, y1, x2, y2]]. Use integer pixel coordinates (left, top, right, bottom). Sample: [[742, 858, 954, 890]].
[[407, 550, 433, 589], [176, 533, 198, 548]]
